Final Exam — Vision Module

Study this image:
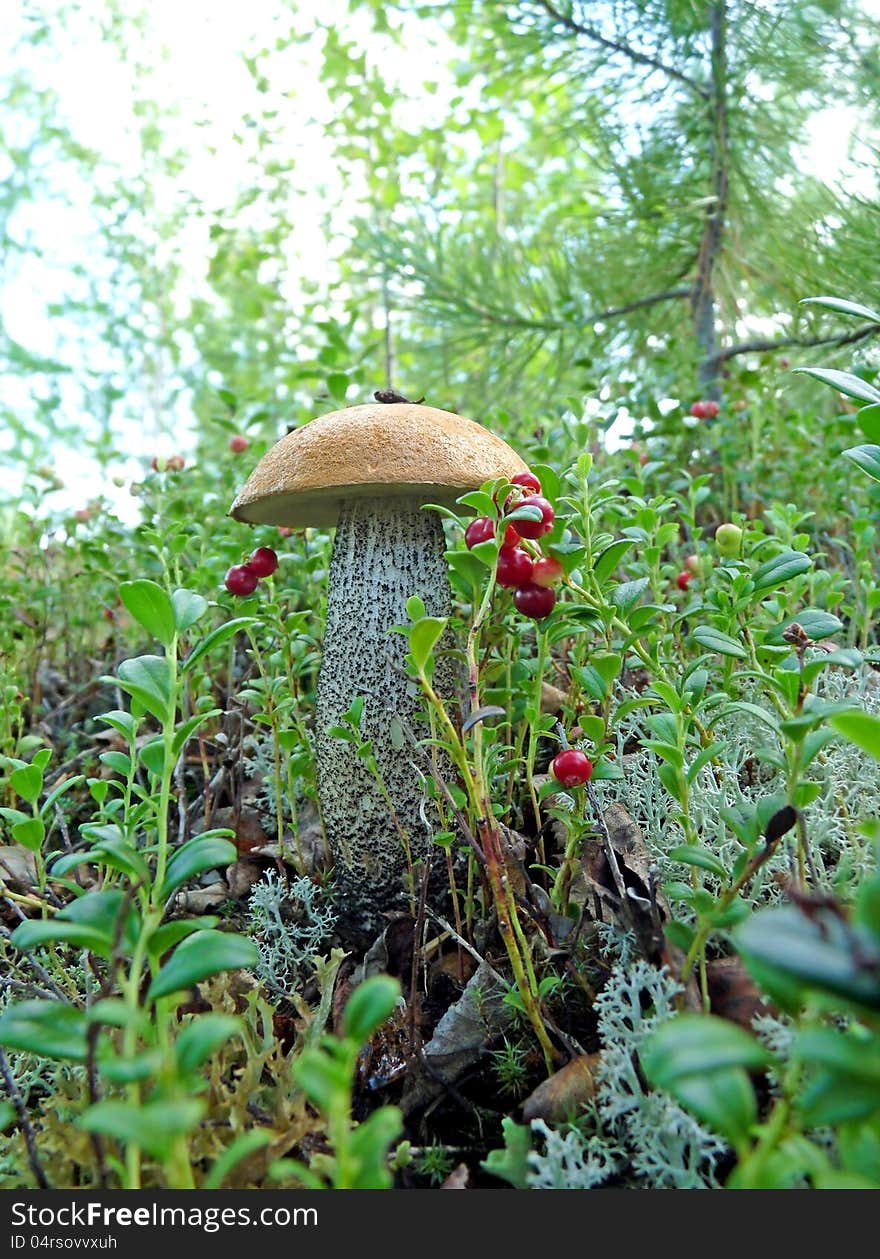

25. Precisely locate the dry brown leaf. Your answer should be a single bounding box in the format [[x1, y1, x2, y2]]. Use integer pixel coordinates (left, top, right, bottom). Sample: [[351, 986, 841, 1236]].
[[226, 858, 266, 899], [0, 844, 38, 889], [441, 1163, 471, 1189], [522, 1053, 601, 1123], [174, 880, 229, 912]]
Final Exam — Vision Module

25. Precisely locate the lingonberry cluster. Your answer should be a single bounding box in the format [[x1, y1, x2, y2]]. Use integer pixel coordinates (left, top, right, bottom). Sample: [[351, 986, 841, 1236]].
[[689, 399, 720, 420], [465, 470, 561, 620], [224, 546, 279, 596]]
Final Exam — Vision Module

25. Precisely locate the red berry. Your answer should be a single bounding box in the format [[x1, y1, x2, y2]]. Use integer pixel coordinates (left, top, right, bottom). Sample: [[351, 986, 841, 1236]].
[[466, 517, 518, 549], [248, 546, 279, 577], [465, 517, 495, 549], [225, 564, 259, 596], [229, 434, 249, 453], [510, 470, 542, 494], [278, 526, 294, 538], [532, 556, 564, 588], [689, 400, 720, 420], [508, 494, 555, 540], [676, 570, 693, 591], [496, 546, 534, 589], [550, 748, 593, 787], [513, 583, 556, 619]]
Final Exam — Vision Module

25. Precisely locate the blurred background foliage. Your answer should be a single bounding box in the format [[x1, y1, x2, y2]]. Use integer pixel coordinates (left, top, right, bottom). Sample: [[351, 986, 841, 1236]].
[[0, 0, 879, 500]]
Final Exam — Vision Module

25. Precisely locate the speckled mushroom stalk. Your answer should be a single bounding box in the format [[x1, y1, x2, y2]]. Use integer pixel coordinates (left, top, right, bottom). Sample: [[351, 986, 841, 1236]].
[[228, 400, 528, 941], [315, 497, 457, 938]]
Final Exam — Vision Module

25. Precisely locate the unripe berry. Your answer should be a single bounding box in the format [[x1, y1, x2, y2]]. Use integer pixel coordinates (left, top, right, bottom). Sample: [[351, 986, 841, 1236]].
[[531, 556, 564, 588], [715, 523, 743, 558], [550, 748, 593, 787]]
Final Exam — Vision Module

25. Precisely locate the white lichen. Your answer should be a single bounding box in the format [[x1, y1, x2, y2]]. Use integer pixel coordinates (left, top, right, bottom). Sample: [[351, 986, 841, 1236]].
[[247, 870, 336, 994]]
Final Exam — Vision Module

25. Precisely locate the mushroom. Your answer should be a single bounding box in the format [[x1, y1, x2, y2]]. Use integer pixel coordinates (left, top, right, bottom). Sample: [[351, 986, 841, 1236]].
[[230, 400, 527, 938]]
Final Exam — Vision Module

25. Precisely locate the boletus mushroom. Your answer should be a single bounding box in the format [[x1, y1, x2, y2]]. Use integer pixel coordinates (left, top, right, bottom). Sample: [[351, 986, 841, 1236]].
[[230, 400, 527, 938]]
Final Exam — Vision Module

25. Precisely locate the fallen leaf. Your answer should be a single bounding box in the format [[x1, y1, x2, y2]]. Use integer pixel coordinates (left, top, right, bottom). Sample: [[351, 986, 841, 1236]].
[[522, 1053, 601, 1123], [174, 880, 229, 912], [0, 844, 38, 889], [441, 1163, 471, 1189]]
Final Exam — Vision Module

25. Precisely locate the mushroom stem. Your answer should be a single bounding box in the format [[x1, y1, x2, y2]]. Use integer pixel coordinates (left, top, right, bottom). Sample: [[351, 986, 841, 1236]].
[[315, 497, 457, 938]]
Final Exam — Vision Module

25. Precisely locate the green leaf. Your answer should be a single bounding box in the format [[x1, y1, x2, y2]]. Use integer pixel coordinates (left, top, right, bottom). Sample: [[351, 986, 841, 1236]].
[[408, 617, 447, 673], [147, 916, 220, 960], [119, 580, 176, 646], [203, 1129, 274, 1190], [642, 1016, 765, 1146], [642, 1014, 770, 1079], [800, 295, 880, 323], [663, 1066, 757, 1147], [171, 588, 209, 633], [831, 710, 880, 760], [182, 617, 259, 674], [750, 550, 811, 593], [147, 930, 259, 1002], [0, 1000, 88, 1061], [610, 577, 650, 612], [161, 835, 237, 899], [342, 975, 401, 1043], [668, 845, 727, 878], [11, 817, 45, 851], [843, 445, 880, 483], [793, 367, 880, 405], [77, 1099, 205, 1160], [765, 609, 843, 645], [857, 403, 880, 443], [482, 1116, 532, 1189], [9, 764, 43, 805], [175, 1013, 243, 1074], [593, 539, 634, 585], [795, 1027, 880, 1084], [735, 905, 880, 1012], [11, 919, 111, 954], [326, 372, 349, 401], [116, 655, 173, 724], [692, 626, 747, 658]]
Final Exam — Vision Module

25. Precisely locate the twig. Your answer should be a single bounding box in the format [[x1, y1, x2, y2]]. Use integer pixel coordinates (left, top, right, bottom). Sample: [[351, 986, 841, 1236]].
[[425, 910, 506, 987], [0, 1047, 50, 1188], [535, 0, 709, 97]]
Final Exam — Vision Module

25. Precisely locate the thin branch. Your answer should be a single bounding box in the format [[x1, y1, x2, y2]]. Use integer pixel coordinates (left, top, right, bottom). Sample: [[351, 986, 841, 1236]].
[[588, 285, 693, 323], [711, 321, 880, 366], [0, 1047, 50, 1188], [534, 1, 709, 98]]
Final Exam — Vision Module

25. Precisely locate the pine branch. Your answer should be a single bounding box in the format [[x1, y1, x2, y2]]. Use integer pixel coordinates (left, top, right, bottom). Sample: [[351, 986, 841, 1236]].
[[534, 1, 709, 98], [711, 322, 880, 366]]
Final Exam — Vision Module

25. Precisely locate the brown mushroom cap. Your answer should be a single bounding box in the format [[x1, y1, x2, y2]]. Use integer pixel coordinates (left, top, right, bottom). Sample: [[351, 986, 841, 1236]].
[[229, 402, 529, 528]]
